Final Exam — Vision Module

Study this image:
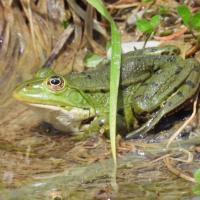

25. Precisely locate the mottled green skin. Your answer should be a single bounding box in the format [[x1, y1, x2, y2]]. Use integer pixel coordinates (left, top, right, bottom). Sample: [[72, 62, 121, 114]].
[[66, 45, 181, 91], [13, 46, 200, 139]]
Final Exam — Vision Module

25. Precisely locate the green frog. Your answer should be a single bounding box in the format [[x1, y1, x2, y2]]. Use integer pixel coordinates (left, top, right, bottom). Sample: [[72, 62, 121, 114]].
[[13, 46, 200, 139]]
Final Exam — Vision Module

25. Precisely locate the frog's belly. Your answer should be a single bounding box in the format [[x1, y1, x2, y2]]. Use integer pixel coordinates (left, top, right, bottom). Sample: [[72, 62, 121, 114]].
[[29, 104, 94, 133]]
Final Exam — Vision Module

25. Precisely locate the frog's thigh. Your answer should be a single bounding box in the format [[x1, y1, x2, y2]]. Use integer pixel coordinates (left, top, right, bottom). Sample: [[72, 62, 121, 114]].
[[132, 61, 192, 114], [126, 67, 200, 139]]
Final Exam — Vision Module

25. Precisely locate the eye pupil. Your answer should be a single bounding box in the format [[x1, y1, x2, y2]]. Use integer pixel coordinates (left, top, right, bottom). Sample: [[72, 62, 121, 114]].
[[50, 78, 60, 85]]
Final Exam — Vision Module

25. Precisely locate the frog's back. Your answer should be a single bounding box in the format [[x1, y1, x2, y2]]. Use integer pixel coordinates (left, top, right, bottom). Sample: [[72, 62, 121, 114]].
[[65, 62, 110, 91], [65, 46, 182, 91]]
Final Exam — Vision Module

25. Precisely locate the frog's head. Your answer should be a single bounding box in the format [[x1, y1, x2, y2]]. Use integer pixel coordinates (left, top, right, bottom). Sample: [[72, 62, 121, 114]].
[[13, 68, 92, 110]]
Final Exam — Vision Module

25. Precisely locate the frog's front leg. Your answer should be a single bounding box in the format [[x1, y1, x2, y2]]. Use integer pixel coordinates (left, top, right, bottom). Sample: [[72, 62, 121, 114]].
[[126, 61, 200, 139], [72, 114, 108, 141], [73, 112, 128, 140], [90, 114, 128, 137], [122, 84, 141, 130]]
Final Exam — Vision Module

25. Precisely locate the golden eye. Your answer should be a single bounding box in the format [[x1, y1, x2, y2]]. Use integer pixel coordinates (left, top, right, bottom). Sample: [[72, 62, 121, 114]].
[[47, 75, 65, 91]]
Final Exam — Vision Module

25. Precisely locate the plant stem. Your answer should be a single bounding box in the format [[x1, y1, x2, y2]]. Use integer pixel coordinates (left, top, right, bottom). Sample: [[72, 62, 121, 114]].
[[143, 32, 152, 49]]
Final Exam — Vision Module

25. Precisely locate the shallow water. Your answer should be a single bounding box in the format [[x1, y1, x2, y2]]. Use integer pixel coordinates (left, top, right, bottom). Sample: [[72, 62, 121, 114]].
[[0, 101, 199, 199]]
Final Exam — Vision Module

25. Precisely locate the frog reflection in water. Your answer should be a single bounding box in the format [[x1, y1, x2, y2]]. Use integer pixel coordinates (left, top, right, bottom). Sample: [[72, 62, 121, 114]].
[[13, 45, 200, 139]]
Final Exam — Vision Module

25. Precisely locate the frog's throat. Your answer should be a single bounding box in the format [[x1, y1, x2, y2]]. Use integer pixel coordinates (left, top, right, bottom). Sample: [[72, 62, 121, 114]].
[[29, 103, 94, 119]]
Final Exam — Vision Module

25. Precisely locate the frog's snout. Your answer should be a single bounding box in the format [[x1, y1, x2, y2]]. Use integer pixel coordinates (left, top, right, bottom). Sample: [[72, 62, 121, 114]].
[[13, 83, 27, 101], [13, 79, 43, 103]]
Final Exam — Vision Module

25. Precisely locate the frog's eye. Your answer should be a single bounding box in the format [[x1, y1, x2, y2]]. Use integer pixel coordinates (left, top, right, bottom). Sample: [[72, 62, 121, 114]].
[[47, 75, 65, 91]]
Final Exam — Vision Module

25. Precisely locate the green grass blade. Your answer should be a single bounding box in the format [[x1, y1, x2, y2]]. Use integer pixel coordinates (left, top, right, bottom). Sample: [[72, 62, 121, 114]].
[[86, 0, 112, 22], [109, 23, 121, 165], [86, 0, 121, 166]]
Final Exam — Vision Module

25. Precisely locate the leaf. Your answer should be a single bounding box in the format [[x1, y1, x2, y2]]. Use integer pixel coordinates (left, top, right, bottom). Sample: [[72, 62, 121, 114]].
[[86, 0, 112, 22], [136, 18, 153, 33], [191, 12, 200, 30], [194, 169, 200, 183], [150, 15, 160, 29], [83, 53, 104, 68], [177, 5, 191, 26]]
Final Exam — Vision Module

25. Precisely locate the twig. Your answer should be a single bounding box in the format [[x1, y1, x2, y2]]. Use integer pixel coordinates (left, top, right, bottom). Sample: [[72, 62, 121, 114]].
[[167, 94, 199, 148], [107, 3, 138, 9], [21, 0, 37, 55], [163, 156, 196, 183], [185, 43, 200, 57], [43, 24, 74, 68], [154, 26, 188, 41], [170, 148, 193, 163]]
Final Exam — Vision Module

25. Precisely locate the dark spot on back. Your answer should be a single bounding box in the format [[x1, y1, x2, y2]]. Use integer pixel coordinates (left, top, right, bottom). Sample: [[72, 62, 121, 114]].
[[175, 66, 182, 74], [134, 95, 142, 100], [167, 101, 172, 107], [177, 91, 184, 97], [151, 82, 159, 87], [185, 80, 195, 88], [166, 56, 176, 62], [192, 65, 200, 73], [144, 95, 149, 100], [87, 74, 92, 79]]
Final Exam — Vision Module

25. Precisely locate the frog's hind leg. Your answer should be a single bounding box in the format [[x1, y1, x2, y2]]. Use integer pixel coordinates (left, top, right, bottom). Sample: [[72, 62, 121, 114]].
[[126, 64, 200, 139]]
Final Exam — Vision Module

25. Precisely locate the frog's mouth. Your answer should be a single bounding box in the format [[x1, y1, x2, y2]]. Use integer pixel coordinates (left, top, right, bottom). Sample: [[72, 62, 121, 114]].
[[29, 103, 69, 113]]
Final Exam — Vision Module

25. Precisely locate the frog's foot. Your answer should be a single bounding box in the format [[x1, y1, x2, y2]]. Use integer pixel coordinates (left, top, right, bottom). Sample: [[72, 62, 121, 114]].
[[71, 129, 97, 141], [71, 124, 101, 141], [72, 116, 109, 141], [125, 112, 159, 139], [126, 65, 200, 139]]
